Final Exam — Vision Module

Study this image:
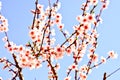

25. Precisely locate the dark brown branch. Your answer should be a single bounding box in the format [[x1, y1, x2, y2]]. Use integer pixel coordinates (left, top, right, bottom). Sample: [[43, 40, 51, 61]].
[[47, 0, 52, 46], [12, 54, 23, 80], [4, 32, 11, 47], [103, 72, 107, 80], [60, 31, 76, 47], [67, 69, 72, 77], [37, 9, 52, 57], [82, 0, 90, 16], [31, 0, 39, 29], [66, 39, 76, 49], [90, 5, 97, 14], [47, 59, 58, 80], [60, 30, 67, 39], [75, 70, 78, 80]]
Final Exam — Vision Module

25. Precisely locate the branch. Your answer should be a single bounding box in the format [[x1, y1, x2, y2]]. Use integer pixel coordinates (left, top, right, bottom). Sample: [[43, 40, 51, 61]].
[[106, 67, 120, 79], [102, 66, 120, 80], [82, 0, 90, 16], [60, 31, 76, 47], [31, 0, 39, 29], [90, 5, 97, 14], [103, 72, 107, 80], [12, 54, 23, 80], [75, 70, 78, 80], [90, 56, 110, 69], [47, 59, 58, 80], [37, 9, 52, 57]]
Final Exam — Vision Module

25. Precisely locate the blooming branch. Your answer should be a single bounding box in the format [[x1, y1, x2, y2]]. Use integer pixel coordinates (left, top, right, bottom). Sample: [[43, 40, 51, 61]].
[[0, 0, 119, 80]]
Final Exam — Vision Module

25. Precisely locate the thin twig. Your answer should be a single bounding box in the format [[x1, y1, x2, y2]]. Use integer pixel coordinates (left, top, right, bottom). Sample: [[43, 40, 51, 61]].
[[86, 3, 105, 75], [106, 67, 120, 79], [56, 0, 59, 3], [31, 0, 39, 29], [75, 70, 78, 80], [90, 56, 110, 69], [90, 5, 97, 14], [37, 9, 52, 57], [82, 0, 90, 16], [47, 59, 58, 80], [60, 31, 76, 47]]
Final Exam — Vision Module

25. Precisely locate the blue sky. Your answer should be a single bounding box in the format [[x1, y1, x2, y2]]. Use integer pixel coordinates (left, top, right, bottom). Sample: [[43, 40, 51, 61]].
[[0, 0, 120, 80]]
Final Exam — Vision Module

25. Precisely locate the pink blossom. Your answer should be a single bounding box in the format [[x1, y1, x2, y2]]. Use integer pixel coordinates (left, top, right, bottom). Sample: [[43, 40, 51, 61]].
[[68, 37, 74, 44], [76, 15, 83, 22], [55, 19, 60, 25], [82, 23, 91, 31], [89, 0, 98, 5], [35, 59, 42, 68], [77, 13, 95, 25], [0, 15, 9, 32], [70, 63, 78, 70], [101, 56, 106, 63], [89, 47, 95, 53], [64, 76, 71, 80], [37, 4, 43, 11], [108, 51, 118, 59], [4, 42, 16, 53], [80, 72, 87, 80], [87, 53, 98, 62], [55, 45, 64, 59], [102, 3, 108, 9], [29, 29, 39, 42], [29, 29, 36, 37], [87, 13, 95, 24], [56, 13, 62, 20], [42, 54, 49, 61], [55, 63, 60, 71], [101, 0, 109, 9], [0, 0, 118, 79], [82, 17, 88, 24], [24, 50, 30, 57], [19, 51, 42, 69], [2, 36, 8, 42], [55, 13, 62, 25], [18, 45, 24, 52], [79, 65, 88, 73], [50, 20, 55, 26], [100, 0, 105, 2], [58, 23, 64, 30], [66, 48, 72, 56]]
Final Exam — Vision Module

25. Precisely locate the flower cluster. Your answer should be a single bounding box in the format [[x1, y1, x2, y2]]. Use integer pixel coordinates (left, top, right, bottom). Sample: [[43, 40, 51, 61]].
[[0, 0, 118, 80], [108, 50, 118, 59], [0, 15, 8, 32]]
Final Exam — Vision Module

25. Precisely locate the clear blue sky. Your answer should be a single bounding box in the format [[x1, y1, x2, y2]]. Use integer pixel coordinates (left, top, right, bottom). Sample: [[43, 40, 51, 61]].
[[0, 0, 120, 80]]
